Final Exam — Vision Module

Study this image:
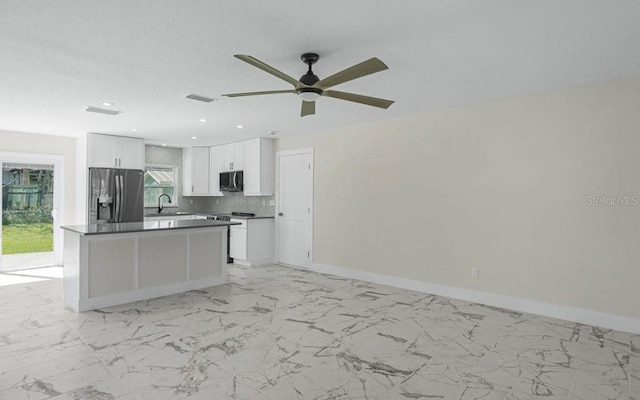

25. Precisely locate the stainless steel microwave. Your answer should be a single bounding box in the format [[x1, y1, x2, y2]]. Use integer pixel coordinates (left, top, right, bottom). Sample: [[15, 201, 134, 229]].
[[220, 171, 243, 192]]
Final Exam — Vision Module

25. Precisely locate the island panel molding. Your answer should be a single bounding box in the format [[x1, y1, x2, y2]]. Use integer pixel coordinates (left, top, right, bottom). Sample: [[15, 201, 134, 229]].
[[88, 237, 136, 297]]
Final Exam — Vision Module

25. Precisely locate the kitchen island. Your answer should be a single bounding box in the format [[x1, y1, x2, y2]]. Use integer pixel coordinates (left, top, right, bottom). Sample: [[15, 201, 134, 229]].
[[61, 219, 239, 312]]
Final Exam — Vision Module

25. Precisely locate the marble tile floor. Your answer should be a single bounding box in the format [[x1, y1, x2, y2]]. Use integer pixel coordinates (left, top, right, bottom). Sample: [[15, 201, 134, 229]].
[[0, 264, 638, 400]]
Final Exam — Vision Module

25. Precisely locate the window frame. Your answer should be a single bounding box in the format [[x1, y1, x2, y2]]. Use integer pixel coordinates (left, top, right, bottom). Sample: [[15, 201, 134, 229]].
[[143, 164, 179, 208]]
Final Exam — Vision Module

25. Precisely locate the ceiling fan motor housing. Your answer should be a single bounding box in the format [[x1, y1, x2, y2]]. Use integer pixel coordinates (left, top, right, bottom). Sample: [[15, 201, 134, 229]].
[[300, 71, 319, 86]]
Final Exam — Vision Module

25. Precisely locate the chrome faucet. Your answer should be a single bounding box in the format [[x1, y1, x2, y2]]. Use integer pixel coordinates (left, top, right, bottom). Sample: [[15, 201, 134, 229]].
[[158, 194, 172, 213]]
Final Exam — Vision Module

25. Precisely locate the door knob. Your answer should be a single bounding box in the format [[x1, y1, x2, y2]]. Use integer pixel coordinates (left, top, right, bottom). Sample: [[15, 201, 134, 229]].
[[278, 212, 284, 216]]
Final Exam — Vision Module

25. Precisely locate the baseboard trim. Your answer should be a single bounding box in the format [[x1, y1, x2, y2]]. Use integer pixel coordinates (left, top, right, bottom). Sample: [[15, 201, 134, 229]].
[[69, 274, 227, 312], [301, 262, 640, 335], [233, 257, 274, 267]]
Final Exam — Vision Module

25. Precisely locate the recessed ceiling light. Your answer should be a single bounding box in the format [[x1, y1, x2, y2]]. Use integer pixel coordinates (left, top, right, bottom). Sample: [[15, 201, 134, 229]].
[[199, 119, 207, 122], [162, 143, 167, 146], [269, 130, 278, 135], [131, 128, 139, 132], [102, 102, 114, 106], [236, 125, 244, 129], [191, 136, 197, 140]]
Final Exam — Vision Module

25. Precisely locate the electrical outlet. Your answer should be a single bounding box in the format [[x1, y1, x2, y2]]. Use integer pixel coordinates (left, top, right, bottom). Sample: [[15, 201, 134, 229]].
[[269, 200, 275, 206], [189, 199, 193, 205], [471, 267, 479, 279], [263, 199, 266, 206], [216, 199, 219, 205]]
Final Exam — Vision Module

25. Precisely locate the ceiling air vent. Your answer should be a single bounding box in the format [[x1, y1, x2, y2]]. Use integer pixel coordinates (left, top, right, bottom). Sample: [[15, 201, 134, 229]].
[[86, 106, 122, 116], [185, 93, 217, 103]]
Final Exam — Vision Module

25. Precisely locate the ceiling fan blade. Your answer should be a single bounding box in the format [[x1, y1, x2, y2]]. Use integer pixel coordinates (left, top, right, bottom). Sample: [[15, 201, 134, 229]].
[[314, 58, 389, 90], [222, 89, 296, 98], [301, 101, 315, 117], [323, 90, 394, 109], [234, 55, 301, 88]]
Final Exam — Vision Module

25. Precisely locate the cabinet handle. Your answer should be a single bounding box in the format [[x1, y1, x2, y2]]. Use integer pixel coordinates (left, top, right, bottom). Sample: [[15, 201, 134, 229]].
[[115, 158, 118, 167], [230, 161, 233, 170]]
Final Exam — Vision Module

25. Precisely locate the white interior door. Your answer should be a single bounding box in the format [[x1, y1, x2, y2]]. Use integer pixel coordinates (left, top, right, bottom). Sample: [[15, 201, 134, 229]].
[[277, 149, 313, 268]]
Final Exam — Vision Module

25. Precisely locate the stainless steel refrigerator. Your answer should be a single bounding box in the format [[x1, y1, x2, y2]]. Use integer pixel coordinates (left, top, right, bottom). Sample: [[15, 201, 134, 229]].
[[88, 168, 144, 224]]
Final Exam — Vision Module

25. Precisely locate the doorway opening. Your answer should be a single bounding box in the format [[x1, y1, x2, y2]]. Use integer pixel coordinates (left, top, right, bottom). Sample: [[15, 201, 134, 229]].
[[1, 162, 55, 270]]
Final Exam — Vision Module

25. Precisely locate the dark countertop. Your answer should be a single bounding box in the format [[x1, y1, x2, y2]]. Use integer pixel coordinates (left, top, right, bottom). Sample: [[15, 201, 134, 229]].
[[61, 219, 240, 236], [143, 211, 195, 217], [144, 212, 275, 220], [210, 213, 275, 220]]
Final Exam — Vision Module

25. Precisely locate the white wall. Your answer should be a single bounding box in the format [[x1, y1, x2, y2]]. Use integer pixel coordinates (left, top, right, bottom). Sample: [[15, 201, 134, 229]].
[[0, 130, 76, 226], [276, 77, 640, 322]]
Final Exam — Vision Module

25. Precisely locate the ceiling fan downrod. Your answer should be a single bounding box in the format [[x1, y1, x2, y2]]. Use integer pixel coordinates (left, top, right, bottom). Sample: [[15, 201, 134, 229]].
[[299, 53, 320, 86]]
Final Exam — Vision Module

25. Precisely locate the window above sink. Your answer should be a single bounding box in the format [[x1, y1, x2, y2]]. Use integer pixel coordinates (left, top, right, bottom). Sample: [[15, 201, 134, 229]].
[[144, 164, 178, 208]]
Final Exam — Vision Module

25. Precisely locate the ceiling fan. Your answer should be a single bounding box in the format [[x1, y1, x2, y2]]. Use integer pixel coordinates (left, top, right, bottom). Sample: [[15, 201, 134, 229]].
[[222, 53, 394, 117]]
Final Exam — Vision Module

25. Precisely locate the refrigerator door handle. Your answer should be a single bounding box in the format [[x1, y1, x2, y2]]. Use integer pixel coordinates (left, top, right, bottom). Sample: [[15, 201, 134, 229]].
[[119, 175, 125, 222], [120, 175, 125, 222], [115, 175, 121, 222], [233, 172, 237, 189]]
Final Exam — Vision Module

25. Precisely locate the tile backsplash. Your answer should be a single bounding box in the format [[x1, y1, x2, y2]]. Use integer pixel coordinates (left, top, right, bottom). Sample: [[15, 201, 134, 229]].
[[144, 145, 274, 216], [205, 192, 275, 216]]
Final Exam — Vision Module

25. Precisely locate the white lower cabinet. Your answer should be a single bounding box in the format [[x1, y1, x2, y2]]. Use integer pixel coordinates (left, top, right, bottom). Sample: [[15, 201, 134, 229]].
[[229, 218, 274, 266]]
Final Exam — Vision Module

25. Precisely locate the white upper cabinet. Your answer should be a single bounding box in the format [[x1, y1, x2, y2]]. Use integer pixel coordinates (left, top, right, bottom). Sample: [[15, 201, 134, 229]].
[[243, 138, 274, 196], [183, 138, 273, 197], [221, 142, 244, 172], [209, 145, 223, 196], [182, 147, 210, 196], [118, 137, 146, 169], [87, 133, 145, 169]]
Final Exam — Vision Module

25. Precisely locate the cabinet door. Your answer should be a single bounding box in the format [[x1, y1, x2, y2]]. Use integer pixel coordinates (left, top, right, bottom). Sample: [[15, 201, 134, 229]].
[[229, 227, 247, 260], [118, 137, 145, 170], [243, 138, 274, 196], [191, 147, 210, 194], [243, 139, 260, 194], [222, 142, 244, 171], [209, 146, 223, 195], [88, 134, 118, 168], [222, 144, 234, 172], [233, 142, 244, 170]]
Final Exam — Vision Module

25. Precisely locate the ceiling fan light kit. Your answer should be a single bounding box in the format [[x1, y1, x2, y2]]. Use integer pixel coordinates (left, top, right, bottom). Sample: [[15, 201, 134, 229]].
[[222, 52, 394, 117], [297, 87, 322, 102]]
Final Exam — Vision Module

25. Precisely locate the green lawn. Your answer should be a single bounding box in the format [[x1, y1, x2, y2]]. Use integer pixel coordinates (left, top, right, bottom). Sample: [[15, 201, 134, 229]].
[[2, 223, 53, 254]]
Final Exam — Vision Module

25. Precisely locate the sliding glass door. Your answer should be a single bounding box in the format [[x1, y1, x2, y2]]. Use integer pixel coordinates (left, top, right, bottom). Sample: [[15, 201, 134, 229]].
[[1, 162, 55, 271]]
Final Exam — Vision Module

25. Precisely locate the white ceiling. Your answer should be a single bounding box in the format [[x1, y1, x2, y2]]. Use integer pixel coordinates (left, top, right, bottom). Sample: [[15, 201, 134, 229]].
[[1, 1, 639, 147]]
